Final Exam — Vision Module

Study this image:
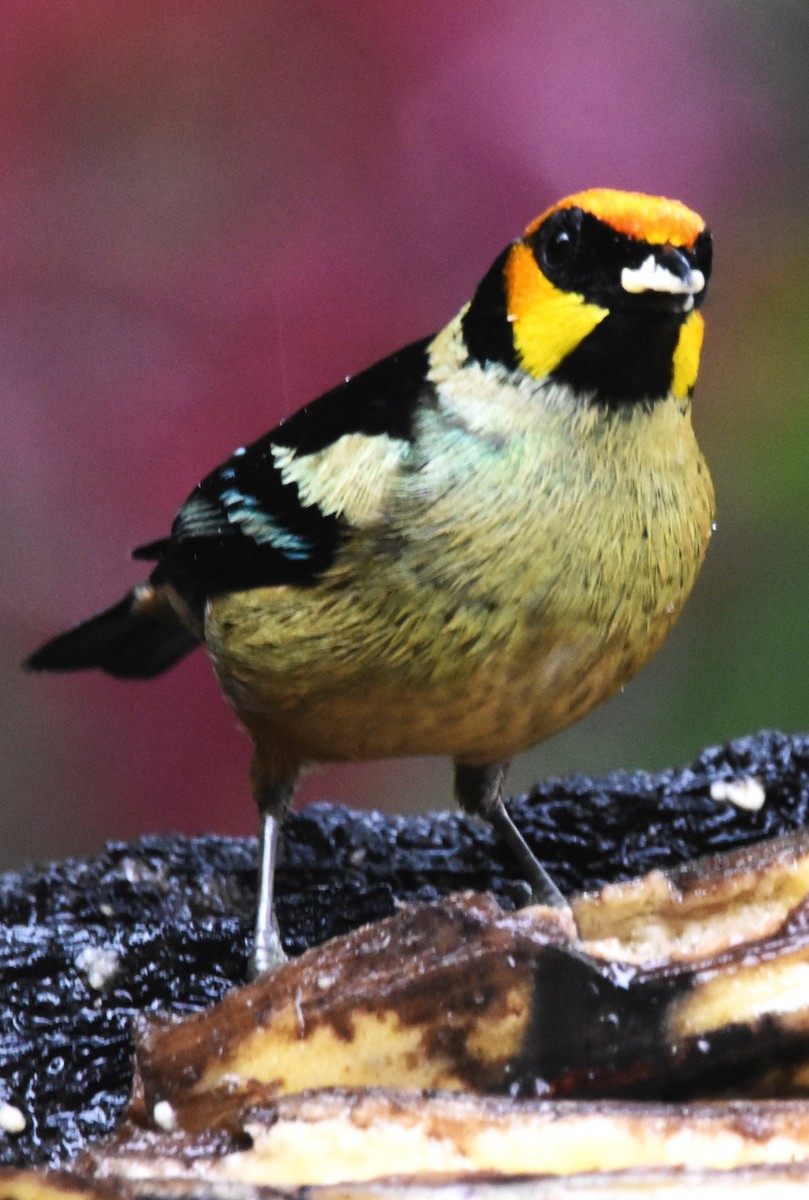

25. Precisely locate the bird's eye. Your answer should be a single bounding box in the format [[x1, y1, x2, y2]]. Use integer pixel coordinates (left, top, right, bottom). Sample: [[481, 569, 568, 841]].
[[537, 208, 583, 276]]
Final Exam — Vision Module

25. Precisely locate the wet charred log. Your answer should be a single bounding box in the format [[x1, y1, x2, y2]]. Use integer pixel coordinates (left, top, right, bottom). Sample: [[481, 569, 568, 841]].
[[1, 729, 809, 1169]]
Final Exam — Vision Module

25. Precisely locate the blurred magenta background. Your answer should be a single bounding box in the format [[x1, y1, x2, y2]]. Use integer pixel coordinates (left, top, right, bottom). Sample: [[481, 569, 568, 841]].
[[3, 1, 809, 869]]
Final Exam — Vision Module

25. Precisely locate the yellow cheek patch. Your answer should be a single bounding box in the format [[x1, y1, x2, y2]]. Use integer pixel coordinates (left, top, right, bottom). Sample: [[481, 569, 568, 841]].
[[505, 242, 607, 381], [672, 310, 704, 398]]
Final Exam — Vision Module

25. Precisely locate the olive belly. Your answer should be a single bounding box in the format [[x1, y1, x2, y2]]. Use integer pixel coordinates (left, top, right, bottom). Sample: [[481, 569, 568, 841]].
[[205, 586, 677, 770]]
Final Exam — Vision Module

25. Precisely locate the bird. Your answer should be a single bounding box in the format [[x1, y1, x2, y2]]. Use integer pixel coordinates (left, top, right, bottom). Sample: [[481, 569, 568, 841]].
[[27, 188, 715, 974]]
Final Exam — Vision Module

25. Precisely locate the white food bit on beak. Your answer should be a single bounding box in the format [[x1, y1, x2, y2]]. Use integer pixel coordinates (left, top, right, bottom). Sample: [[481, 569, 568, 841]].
[[709, 776, 766, 811], [621, 254, 705, 304]]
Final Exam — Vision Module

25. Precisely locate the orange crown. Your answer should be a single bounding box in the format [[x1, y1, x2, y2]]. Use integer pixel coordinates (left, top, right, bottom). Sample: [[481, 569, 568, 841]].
[[526, 189, 705, 248]]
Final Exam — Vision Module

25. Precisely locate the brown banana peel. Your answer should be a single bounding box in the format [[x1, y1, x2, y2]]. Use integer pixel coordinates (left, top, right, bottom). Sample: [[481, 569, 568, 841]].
[[14, 829, 809, 1196], [134, 830, 809, 1120]]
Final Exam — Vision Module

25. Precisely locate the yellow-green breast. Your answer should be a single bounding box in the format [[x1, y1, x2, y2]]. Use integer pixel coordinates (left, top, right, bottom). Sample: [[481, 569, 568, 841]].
[[203, 318, 714, 771]]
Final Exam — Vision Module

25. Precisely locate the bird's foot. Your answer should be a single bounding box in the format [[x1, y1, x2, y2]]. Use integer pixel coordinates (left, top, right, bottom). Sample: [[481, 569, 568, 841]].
[[248, 920, 287, 980], [249, 800, 291, 980], [454, 761, 567, 909], [487, 798, 568, 908]]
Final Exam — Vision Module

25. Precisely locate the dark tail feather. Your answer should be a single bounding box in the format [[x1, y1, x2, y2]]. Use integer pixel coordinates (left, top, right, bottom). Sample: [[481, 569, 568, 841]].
[[25, 587, 199, 680]]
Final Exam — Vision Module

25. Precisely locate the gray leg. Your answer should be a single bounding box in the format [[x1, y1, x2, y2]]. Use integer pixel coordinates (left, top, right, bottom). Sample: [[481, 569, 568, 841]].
[[454, 761, 567, 907], [249, 774, 297, 979]]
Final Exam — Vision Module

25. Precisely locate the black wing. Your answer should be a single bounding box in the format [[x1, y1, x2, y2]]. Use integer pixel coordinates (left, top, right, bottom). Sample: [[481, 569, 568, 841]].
[[136, 335, 434, 617]]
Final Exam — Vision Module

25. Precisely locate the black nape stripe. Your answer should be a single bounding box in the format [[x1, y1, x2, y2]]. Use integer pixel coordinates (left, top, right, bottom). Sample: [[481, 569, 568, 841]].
[[273, 336, 434, 454], [462, 246, 519, 372]]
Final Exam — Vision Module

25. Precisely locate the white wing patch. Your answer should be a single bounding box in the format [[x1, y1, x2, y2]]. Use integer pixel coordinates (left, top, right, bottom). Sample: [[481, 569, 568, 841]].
[[272, 433, 409, 527]]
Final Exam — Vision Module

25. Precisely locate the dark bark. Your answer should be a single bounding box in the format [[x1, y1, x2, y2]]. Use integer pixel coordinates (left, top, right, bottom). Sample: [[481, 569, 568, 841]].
[[2, 729, 808, 1168]]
